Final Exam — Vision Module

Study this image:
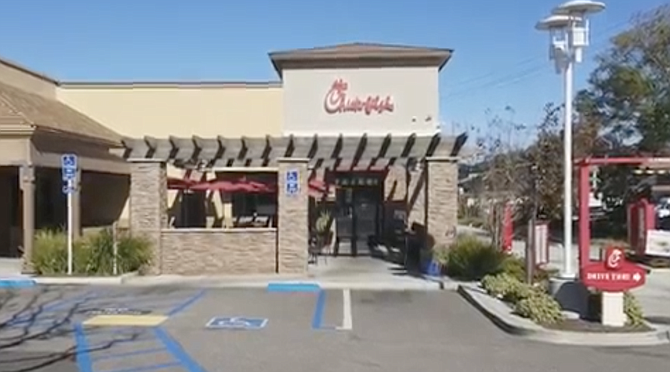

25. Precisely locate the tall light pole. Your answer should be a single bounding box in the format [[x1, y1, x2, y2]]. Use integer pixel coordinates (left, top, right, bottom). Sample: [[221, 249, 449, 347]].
[[536, 1, 605, 279]]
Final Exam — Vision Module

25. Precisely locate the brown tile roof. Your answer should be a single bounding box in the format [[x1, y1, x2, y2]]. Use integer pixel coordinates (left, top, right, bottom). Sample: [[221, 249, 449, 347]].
[[0, 81, 121, 145]]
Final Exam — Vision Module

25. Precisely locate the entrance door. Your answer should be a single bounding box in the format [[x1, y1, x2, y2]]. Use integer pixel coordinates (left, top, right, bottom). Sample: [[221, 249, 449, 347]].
[[334, 173, 383, 256], [353, 187, 380, 255]]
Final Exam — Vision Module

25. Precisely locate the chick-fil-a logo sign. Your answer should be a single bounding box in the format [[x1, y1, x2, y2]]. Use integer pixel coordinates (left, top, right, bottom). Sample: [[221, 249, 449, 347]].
[[323, 79, 395, 115]]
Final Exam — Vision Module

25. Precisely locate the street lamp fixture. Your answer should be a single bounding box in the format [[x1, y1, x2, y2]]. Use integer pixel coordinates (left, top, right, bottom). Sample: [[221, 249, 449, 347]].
[[536, 1, 605, 279]]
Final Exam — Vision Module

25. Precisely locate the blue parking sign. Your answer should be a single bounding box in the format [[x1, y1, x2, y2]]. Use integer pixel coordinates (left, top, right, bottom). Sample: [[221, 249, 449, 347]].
[[61, 154, 78, 182], [61, 154, 77, 169], [285, 169, 299, 196], [286, 169, 298, 182]]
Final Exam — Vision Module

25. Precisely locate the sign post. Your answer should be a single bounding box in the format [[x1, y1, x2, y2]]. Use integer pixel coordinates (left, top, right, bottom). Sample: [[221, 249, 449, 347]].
[[61, 154, 78, 276], [581, 246, 646, 327]]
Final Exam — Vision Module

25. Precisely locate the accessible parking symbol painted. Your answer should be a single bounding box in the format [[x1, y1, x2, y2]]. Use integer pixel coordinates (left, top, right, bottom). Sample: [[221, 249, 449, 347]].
[[206, 317, 268, 330]]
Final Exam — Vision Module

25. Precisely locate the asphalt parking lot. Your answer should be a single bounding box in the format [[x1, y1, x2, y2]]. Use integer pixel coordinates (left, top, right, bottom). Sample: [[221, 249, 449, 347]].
[[0, 285, 669, 372]]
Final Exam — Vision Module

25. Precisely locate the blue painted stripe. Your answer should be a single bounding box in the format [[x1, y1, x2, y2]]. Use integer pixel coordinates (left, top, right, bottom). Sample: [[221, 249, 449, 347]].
[[74, 323, 93, 372], [311, 290, 326, 329], [154, 327, 206, 372], [166, 290, 206, 316], [91, 347, 165, 362], [0, 279, 35, 288], [267, 282, 321, 293], [98, 362, 180, 372]]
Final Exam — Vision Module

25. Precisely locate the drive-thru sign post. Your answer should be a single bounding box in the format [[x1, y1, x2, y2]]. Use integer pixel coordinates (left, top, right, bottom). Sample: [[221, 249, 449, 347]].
[[580, 247, 646, 326]]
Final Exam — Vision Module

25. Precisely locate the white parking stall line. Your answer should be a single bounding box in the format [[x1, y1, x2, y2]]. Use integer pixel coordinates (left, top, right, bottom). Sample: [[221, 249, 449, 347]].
[[338, 289, 353, 331]]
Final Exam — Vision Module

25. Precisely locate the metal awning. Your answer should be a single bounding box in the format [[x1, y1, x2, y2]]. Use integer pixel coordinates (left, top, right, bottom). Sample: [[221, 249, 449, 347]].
[[121, 132, 467, 170]]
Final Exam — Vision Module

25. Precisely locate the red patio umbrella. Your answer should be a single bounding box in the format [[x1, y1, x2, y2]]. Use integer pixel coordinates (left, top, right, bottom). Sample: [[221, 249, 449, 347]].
[[189, 179, 239, 192], [167, 177, 199, 190]]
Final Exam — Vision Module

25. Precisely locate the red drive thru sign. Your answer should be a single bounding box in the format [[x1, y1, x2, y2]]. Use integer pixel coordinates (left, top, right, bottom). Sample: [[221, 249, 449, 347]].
[[581, 247, 646, 292]]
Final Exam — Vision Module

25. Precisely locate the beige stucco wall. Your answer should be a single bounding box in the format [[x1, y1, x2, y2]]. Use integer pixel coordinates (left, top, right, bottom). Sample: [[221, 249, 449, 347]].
[[56, 83, 283, 138], [0, 59, 56, 99], [0, 137, 29, 166], [58, 83, 284, 228], [282, 67, 440, 136]]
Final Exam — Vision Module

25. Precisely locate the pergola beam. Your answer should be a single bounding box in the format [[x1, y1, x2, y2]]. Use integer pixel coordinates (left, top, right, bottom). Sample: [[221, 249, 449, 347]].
[[121, 133, 466, 168]]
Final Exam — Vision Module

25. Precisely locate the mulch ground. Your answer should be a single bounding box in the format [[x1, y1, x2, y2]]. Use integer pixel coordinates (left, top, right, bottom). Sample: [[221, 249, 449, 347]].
[[544, 318, 654, 333]]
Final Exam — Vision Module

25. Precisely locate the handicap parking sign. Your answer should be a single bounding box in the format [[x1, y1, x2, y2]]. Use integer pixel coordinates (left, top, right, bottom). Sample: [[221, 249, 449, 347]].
[[285, 169, 299, 196], [205, 316, 268, 330]]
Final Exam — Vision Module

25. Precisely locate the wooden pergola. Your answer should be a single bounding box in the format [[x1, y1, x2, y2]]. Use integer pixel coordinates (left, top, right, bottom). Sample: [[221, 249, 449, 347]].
[[121, 132, 468, 170]]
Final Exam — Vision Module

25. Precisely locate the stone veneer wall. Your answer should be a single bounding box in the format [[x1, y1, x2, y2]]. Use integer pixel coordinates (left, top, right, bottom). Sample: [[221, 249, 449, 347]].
[[160, 228, 277, 275], [384, 165, 407, 201], [407, 166, 427, 232], [426, 157, 458, 248], [277, 158, 309, 273], [129, 161, 168, 275]]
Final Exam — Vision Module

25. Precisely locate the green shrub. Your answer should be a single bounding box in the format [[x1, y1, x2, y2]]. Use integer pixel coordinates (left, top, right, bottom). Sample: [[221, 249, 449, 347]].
[[481, 273, 539, 303], [503, 281, 538, 303], [31, 228, 152, 276], [432, 244, 450, 266], [445, 234, 507, 280], [498, 256, 557, 285], [32, 230, 69, 275], [500, 257, 526, 282], [514, 292, 564, 325], [481, 273, 517, 298], [116, 231, 153, 273], [624, 292, 645, 327]]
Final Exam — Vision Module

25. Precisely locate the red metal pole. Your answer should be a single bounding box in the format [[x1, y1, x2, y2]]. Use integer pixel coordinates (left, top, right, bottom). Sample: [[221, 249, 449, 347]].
[[578, 161, 592, 271]]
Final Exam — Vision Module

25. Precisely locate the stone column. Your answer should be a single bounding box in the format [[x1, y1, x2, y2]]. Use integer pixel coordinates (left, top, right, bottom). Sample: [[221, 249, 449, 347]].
[[129, 161, 168, 275], [384, 165, 407, 201], [72, 168, 82, 238], [277, 158, 309, 274], [426, 156, 459, 249], [20, 164, 35, 274], [406, 163, 427, 238]]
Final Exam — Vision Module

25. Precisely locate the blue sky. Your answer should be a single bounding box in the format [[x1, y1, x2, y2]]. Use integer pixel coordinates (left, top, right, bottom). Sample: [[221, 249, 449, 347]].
[[0, 0, 664, 142]]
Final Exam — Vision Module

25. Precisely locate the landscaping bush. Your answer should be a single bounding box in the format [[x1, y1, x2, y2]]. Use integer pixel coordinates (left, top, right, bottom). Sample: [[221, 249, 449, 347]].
[[32, 230, 70, 275], [499, 257, 525, 282], [624, 292, 645, 327], [481, 273, 538, 302], [502, 281, 538, 303], [498, 256, 557, 285], [445, 234, 507, 280], [514, 292, 564, 325], [481, 273, 518, 298], [31, 228, 152, 275], [115, 231, 153, 273]]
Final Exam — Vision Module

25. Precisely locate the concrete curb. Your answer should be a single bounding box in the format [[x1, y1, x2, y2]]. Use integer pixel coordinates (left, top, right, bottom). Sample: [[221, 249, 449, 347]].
[[30, 271, 457, 292], [33, 271, 138, 286], [120, 276, 450, 291], [458, 284, 670, 347]]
